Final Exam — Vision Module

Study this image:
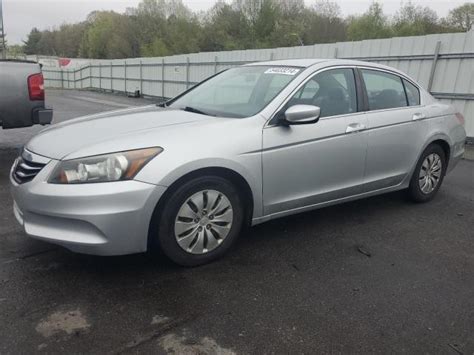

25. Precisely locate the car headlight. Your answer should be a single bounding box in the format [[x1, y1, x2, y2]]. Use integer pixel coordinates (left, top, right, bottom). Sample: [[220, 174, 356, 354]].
[[49, 147, 163, 184]]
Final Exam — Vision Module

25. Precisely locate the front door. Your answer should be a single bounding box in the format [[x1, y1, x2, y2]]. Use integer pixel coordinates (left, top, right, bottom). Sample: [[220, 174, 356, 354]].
[[262, 68, 368, 216]]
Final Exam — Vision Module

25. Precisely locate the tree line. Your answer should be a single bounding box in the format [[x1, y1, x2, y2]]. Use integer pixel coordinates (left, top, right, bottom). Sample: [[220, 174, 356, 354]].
[[9, 0, 474, 59]]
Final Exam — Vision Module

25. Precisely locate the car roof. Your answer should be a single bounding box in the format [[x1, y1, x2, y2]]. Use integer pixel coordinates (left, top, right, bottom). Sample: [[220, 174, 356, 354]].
[[245, 58, 329, 68], [245, 58, 415, 82], [246, 58, 396, 71]]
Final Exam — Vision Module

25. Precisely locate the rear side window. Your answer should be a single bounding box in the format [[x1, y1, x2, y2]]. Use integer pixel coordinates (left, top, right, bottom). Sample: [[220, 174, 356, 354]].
[[361, 69, 407, 110], [403, 79, 420, 106]]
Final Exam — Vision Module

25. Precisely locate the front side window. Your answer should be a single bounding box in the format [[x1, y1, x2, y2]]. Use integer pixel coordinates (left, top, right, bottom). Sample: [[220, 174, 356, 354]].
[[403, 79, 421, 106], [168, 66, 302, 118], [361, 69, 408, 110], [286, 68, 357, 118]]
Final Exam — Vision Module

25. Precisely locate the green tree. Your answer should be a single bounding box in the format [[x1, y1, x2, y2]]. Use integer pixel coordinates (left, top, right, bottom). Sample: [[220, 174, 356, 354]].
[[445, 3, 474, 31], [55, 23, 87, 57], [5, 41, 25, 58], [80, 11, 137, 59], [18, 0, 470, 59], [23, 28, 42, 55], [347, 2, 393, 40], [36, 30, 57, 55], [393, 1, 445, 36], [233, 0, 278, 47], [7, 44, 25, 58], [199, 1, 250, 51], [164, 14, 201, 54], [140, 37, 169, 56], [302, 1, 347, 44], [130, 0, 196, 56]]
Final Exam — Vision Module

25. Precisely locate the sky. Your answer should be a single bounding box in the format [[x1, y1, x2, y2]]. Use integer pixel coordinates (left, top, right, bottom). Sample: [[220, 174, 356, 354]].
[[2, 0, 467, 44]]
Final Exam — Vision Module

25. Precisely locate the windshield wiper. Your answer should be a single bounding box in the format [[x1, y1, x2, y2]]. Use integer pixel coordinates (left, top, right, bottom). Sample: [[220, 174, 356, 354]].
[[180, 106, 215, 116]]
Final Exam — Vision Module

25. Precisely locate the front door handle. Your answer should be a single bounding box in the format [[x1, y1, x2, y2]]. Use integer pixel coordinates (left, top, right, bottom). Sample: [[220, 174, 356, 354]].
[[346, 123, 366, 134], [412, 112, 426, 121]]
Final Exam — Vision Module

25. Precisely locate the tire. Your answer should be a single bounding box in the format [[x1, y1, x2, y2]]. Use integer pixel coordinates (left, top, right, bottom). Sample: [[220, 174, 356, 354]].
[[151, 176, 244, 266], [408, 144, 447, 203]]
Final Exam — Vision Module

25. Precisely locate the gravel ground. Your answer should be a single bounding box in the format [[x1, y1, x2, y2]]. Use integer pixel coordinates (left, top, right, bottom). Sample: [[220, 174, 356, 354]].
[[0, 89, 473, 354]]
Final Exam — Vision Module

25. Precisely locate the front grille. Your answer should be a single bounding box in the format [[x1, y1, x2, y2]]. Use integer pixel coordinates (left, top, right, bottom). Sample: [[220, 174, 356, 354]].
[[13, 157, 46, 184]]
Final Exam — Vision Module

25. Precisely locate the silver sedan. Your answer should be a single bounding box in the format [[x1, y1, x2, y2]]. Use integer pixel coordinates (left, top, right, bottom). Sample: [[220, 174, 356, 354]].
[[10, 59, 466, 266]]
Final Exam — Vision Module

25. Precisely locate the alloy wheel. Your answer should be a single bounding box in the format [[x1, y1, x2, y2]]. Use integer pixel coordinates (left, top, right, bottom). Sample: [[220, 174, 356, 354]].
[[174, 190, 233, 254], [418, 153, 442, 194]]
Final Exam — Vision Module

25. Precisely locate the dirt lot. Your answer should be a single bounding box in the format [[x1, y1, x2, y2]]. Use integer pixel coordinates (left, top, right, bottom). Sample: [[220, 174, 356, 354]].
[[0, 90, 473, 354]]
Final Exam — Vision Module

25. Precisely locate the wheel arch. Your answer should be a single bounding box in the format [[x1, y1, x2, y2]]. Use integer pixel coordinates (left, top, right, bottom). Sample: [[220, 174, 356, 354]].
[[429, 139, 451, 163], [147, 166, 255, 249], [424, 134, 452, 164], [407, 134, 452, 182]]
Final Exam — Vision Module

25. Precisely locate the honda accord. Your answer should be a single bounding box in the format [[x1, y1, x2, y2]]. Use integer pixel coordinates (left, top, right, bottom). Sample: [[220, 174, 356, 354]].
[[10, 59, 466, 266]]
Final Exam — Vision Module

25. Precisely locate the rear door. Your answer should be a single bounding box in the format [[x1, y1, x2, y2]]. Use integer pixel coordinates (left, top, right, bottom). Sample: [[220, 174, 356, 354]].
[[359, 68, 428, 191]]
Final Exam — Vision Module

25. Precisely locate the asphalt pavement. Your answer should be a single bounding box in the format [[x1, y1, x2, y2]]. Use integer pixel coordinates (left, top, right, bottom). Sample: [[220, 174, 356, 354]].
[[0, 89, 473, 354]]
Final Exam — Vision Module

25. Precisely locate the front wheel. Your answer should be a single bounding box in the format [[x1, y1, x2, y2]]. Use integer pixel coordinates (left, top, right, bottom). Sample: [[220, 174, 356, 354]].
[[152, 176, 244, 266], [408, 144, 447, 203]]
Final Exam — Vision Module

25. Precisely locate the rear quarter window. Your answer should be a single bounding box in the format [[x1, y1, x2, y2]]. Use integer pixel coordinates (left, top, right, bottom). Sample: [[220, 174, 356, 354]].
[[403, 79, 421, 106]]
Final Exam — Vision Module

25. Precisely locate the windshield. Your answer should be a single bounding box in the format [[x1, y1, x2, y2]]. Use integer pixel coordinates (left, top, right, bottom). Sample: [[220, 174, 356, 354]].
[[167, 66, 302, 118]]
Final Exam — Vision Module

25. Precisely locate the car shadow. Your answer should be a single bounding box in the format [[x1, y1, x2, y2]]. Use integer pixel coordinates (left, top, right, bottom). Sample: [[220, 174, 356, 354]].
[[42, 189, 410, 273]]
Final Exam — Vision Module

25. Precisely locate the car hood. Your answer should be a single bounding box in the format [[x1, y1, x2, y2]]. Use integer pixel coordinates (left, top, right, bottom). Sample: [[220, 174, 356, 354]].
[[26, 105, 212, 160]]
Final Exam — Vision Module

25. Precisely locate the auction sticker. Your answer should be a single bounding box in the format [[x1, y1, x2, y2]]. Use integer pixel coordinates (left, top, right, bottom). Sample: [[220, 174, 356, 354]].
[[264, 67, 300, 75]]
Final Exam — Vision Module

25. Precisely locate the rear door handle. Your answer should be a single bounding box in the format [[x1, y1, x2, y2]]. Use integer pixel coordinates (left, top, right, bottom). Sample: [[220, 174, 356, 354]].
[[412, 112, 426, 121], [346, 123, 366, 134]]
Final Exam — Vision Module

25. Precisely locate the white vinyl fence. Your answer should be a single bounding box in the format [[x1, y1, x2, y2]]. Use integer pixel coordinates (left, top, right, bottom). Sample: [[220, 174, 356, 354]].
[[42, 32, 474, 138]]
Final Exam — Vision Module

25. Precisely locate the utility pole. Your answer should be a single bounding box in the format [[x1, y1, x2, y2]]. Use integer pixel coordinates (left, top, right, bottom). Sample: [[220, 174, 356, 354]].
[[0, 0, 5, 59]]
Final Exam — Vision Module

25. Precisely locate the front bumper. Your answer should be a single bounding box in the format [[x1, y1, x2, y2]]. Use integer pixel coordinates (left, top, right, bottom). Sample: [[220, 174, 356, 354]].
[[10, 153, 166, 255]]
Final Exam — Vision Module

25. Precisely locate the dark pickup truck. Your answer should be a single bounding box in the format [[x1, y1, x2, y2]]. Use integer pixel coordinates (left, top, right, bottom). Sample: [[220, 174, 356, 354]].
[[0, 59, 53, 129]]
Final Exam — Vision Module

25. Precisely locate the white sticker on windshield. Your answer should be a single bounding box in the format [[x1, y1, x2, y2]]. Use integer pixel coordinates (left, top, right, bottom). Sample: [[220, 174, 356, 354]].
[[264, 67, 300, 76]]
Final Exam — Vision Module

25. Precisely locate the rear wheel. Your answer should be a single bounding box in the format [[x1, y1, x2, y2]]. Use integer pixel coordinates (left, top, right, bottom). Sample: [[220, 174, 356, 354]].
[[152, 176, 244, 266], [408, 144, 447, 203]]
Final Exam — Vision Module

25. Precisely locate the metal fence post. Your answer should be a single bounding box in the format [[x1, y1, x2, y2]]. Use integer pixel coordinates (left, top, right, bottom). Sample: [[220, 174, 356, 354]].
[[161, 58, 165, 99], [428, 41, 441, 92], [186, 57, 190, 89], [334, 47, 338, 59], [79, 66, 82, 89], [186, 57, 190, 90], [270, 52, 274, 60], [139, 60, 143, 96], [214, 56, 218, 74], [110, 61, 113, 92], [74, 69, 77, 89], [61, 67, 64, 89], [124, 61, 127, 94], [99, 63, 102, 91]]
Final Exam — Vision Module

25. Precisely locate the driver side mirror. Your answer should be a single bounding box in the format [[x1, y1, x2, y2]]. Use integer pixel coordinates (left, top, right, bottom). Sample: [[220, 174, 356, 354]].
[[281, 105, 321, 125]]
